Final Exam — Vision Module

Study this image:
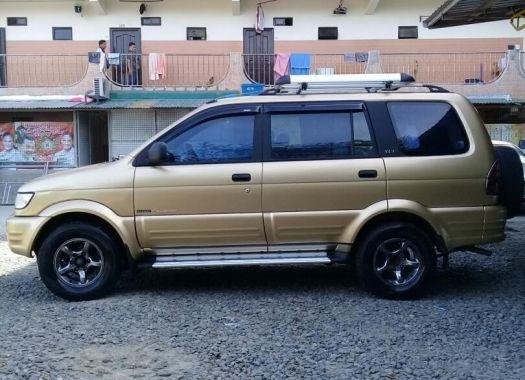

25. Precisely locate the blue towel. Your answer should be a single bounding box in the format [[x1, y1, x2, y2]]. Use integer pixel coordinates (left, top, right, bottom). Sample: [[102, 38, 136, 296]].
[[290, 53, 311, 75]]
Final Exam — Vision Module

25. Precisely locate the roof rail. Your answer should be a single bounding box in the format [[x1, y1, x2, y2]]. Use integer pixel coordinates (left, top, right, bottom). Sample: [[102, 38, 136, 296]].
[[261, 73, 449, 95]]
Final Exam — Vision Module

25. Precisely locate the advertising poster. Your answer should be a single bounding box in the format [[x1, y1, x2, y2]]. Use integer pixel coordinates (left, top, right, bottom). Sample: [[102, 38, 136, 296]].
[[0, 122, 76, 167]]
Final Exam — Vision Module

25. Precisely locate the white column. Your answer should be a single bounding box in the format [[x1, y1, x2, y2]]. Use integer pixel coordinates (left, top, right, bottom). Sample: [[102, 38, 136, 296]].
[[89, 0, 107, 15], [232, 0, 241, 16]]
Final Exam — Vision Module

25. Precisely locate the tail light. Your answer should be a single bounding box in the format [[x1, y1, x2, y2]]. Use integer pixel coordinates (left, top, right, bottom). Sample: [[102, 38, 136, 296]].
[[486, 160, 501, 196]]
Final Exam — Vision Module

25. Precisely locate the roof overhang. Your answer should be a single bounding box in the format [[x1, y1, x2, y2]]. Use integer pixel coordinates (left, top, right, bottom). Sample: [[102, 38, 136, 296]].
[[424, 0, 525, 29]]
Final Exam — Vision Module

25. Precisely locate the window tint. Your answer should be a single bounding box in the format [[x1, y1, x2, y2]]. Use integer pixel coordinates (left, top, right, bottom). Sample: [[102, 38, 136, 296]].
[[270, 111, 375, 160], [165, 115, 254, 164], [388, 102, 469, 156]]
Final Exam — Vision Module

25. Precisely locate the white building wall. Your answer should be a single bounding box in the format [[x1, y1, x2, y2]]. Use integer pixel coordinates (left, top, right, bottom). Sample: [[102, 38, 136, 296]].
[[0, 0, 523, 41]]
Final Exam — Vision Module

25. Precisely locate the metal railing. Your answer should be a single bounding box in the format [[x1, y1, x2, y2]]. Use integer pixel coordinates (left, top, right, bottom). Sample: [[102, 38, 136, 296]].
[[0, 54, 88, 88], [242, 53, 367, 86], [380, 52, 507, 84], [105, 53, 230, 89], [242, 52, 507, 85]]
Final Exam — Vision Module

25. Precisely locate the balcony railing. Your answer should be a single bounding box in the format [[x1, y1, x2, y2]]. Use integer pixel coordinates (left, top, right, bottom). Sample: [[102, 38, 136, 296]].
[[105, 53, 230, 89], [242, 51, 507, 86], [380, 52, 506, 84], [0, 51, 513, 90], [0, 54, 88, 88]]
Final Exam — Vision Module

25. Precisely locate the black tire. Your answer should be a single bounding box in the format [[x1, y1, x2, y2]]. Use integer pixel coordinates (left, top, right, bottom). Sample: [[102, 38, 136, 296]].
[[37, 222, 121, 301], [355, 223, 435, 300], [494, 145, 524, 219]]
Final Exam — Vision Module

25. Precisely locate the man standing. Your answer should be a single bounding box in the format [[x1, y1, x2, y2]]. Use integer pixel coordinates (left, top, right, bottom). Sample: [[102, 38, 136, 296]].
[[97, 39, 109, 73], [126, 42, 141, 86], [53, 133, 76, 167], [0, 132, 23, 162]]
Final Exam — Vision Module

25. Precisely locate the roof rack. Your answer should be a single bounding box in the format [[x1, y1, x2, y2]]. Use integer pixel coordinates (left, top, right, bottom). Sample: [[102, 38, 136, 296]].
[[261, 73, 449, 95]]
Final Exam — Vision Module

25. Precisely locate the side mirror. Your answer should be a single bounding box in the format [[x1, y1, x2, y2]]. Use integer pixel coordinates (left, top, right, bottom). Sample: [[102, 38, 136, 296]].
[[148, 142, 168, 166]]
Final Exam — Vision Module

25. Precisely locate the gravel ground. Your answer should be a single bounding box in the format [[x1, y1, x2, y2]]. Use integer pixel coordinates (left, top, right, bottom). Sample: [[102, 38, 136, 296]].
[[0, 206, 524, 379]]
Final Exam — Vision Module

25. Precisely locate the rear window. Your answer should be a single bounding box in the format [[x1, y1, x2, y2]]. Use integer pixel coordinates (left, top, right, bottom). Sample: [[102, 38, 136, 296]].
[[387, 102, 469, 156]]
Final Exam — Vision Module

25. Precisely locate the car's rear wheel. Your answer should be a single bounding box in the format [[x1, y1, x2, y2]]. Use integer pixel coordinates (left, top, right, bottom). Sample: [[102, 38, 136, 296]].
[[37, 222, 121, 301], [355, 223, 435, 299]]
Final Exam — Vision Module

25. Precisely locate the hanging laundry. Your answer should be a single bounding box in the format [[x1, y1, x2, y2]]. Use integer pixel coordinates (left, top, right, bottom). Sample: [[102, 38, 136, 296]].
[[355, 52, 369, 62], [290, 53, 311, 75], [274, 53, 290, 81], [255, 4, 265, 34], [344, 53, 356, 63], [148, 53, 166, 80], [107, 53, 120, 65]]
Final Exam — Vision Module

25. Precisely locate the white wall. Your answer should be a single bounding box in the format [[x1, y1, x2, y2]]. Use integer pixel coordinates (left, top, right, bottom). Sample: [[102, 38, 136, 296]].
[[0, 0, 523, 41]]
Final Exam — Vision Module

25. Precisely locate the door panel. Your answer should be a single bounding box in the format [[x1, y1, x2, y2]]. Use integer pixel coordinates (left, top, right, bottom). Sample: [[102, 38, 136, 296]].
[[0, 28, 6, 86], [110, 28, 141, 85], [243, 28, 274, 85], [134, 163, 264, 248], [262, 159, 386, 244]]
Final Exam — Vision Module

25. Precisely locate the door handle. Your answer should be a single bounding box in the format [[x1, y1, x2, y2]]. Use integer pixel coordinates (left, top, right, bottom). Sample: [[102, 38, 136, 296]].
[[358, 170, 378, 179], [232, 173, 251, 182]]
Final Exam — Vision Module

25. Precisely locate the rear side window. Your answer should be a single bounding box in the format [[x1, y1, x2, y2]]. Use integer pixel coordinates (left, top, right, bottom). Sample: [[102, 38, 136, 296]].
[[388, 102, 469, 156], [270, 111, 376, 160]]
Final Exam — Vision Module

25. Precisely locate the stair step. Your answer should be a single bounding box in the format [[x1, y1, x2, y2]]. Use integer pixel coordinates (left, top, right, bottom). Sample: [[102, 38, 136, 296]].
[[139, 251, 331, 269]]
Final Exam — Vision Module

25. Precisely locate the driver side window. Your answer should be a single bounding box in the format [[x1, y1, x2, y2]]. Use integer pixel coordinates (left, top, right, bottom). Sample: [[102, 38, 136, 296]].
[[165, 115, 255, 164]]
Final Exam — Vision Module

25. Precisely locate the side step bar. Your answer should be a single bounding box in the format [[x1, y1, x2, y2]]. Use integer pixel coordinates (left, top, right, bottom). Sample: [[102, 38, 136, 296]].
[[139, 251, 331, 269]]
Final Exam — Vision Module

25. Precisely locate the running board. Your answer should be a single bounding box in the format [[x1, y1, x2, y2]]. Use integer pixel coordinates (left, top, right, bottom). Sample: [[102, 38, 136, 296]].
[[139, 251, 331, 269]]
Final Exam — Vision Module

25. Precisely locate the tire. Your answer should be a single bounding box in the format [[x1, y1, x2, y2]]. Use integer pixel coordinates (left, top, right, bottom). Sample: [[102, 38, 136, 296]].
[[37, 222, 121, 301], [355, 223, 435, 300], [494, 145, 524, 219]]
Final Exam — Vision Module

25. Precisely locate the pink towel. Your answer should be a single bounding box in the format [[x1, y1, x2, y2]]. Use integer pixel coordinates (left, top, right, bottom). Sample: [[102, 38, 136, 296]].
[[149, 53, 166, 80], [274, 53, 290, 81]]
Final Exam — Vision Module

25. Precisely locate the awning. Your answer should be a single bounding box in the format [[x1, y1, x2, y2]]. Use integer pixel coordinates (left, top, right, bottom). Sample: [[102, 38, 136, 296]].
[[0, 90, 238, 111], [424, 0, 525, 29]]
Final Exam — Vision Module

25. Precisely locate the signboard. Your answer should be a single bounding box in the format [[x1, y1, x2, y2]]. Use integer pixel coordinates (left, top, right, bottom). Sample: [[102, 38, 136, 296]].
[[0, 122, 76, 167]]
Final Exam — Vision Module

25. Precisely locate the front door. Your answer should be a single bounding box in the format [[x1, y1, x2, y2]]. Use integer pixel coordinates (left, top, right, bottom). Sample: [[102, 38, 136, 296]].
[[243, 28, 274, 85], [0, 28, 6, 86], [133, 106, 265, 250], [110, 28, 141, 86], [262, 103, 386, 247]]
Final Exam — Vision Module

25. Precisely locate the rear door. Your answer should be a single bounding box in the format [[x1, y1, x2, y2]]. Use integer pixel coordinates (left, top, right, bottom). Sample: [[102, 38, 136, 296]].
[[261, 102, 386, 247]]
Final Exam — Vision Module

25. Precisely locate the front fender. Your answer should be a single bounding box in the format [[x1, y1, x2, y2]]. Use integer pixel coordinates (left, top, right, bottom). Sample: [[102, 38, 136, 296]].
[[39, 200, 141, 259]]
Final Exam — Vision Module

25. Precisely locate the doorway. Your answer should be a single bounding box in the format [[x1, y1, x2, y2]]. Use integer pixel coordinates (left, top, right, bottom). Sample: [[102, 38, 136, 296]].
[[0, 28, 6, 87], [77, 111, 109, 166], [110, 28, 142, 86], [243, 28, 274, 85]]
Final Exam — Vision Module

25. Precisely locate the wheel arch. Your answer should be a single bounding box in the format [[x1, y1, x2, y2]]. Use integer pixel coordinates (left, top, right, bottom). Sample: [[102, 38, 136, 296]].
[[33, 200, 140, 262], [349, 210, 448, 256]]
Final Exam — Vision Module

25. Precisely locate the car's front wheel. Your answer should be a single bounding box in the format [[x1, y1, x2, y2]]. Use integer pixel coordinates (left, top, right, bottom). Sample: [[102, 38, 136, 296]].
[[37, 222, 121, 301], [355, 223, 435, 299]]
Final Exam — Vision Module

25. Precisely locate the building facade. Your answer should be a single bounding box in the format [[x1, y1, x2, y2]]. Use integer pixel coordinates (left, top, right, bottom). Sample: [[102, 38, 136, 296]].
[[1, 0, 525, 203]]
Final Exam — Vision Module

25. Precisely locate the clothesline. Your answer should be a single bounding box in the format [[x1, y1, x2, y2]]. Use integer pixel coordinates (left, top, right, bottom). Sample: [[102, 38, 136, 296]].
[[273, 52, 369, 80]]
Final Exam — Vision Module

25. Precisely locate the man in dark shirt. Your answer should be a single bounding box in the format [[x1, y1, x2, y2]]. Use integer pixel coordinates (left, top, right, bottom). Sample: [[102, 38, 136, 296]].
[[126, 42, 141, 86]]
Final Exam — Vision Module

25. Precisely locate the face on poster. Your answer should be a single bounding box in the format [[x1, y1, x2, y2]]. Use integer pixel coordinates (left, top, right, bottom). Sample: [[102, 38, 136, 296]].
[[0, 122, 76, 167]]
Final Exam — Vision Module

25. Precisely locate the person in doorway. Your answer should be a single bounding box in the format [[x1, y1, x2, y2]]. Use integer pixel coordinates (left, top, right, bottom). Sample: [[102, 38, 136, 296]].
[[125, 42, 141, 86], [53, 132, 76, 167], [0, 132, 23, 162], [97, 39, 109, 73]]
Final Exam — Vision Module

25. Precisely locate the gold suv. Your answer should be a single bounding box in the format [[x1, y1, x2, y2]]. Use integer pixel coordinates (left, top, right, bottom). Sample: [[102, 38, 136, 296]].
[[7, 74, 522, 301]]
